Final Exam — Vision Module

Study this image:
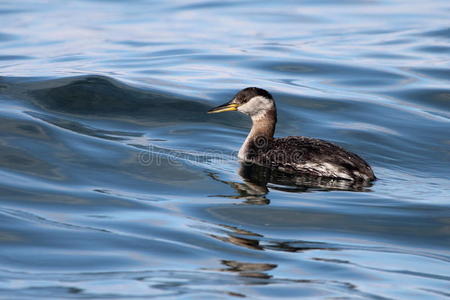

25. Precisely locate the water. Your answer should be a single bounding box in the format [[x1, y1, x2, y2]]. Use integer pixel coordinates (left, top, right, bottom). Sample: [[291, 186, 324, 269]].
[[1, 0, 449, 298]]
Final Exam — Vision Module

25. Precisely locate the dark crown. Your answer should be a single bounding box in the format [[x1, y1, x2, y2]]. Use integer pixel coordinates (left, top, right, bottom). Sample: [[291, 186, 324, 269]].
[[233, 87, 274, 104]]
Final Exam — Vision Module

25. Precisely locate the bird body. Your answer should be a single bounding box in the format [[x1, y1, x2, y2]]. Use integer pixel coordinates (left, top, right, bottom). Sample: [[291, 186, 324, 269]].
[[209, 87, 376, 182], [245, 136, 375, 181]]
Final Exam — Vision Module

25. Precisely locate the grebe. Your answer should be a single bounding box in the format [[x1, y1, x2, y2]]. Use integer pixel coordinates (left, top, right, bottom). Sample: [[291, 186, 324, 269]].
[[208, 87, 376, 182]]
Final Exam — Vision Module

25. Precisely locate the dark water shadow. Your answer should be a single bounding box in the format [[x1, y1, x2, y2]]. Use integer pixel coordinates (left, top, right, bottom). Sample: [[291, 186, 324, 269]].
[[1, 75, 221, 127], [26, 75, 210, 122]]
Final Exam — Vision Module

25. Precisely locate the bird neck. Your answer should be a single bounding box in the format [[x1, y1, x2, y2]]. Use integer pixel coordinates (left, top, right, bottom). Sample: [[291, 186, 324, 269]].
[[238, 108, 277, 161]]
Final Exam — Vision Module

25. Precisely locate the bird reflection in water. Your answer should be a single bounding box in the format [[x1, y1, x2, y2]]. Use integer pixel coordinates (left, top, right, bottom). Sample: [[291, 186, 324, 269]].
[[219, 260, 277, 279], [207, 170, 269, 205], [239, 163, 373, 192], [209, 224, 264, 250], [206, 223, 344, 281], [209, 162, 373, 205], [210, 224, 341, 254], [207, 224, 276, 280]]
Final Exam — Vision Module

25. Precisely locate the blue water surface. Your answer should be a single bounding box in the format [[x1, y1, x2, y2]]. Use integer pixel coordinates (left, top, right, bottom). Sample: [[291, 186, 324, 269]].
[[0, 0, 449, 299]]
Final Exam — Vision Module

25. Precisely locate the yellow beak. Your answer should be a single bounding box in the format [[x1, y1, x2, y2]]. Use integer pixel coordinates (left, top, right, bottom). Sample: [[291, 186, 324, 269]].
[[207, 102, 239, 114]]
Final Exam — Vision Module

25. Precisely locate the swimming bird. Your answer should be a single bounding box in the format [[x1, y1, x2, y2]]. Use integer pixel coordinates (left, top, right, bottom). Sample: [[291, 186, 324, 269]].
[[208, 87, 376, 182]]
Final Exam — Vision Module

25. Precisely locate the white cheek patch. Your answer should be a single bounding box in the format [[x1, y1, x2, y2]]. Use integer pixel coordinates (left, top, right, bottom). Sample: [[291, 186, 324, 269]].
[[238, 96, 274, 117]]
